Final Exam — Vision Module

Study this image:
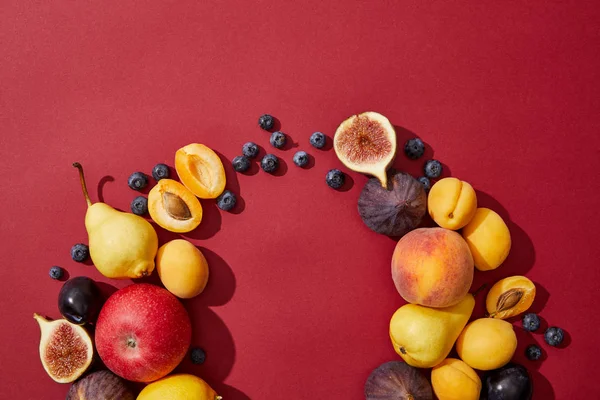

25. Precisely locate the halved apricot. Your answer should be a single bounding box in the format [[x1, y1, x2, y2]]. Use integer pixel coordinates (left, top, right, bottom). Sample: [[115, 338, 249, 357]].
[[148, 179, 203, 233], [175, 144, 226, 199]]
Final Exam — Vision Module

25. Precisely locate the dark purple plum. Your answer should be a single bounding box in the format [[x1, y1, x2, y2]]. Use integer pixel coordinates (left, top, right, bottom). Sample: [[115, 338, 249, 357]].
[[481, 363, 533, 400], [58, 277, 103, 325]]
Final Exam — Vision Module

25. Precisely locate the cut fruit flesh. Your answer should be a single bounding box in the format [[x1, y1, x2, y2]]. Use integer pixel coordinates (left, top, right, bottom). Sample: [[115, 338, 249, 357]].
[[34, 313, 93, 383], [175, 144, 226, 199], [148, 179, 203, 233], [334, 112, 397, 187]]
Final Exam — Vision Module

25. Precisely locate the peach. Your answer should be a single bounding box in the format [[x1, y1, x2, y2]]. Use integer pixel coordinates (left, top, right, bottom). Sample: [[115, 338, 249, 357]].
[[431, 358, 481, 400], [428, 177, 477, 230], [461, 207, 511, 271], [391, 227, 474, 308]]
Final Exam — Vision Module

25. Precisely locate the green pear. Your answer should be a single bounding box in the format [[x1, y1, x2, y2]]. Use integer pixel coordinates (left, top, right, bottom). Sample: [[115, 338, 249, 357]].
[[389, 293, 475, 368], [73, 163, 158, 279]]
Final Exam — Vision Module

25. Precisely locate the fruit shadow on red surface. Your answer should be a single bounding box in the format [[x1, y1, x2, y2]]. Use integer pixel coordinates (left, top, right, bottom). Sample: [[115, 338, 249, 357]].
[[336, 172, 354, 192], [270, 156, 288, 177], [97, 175, 115, 203], [280, 132, 299, 151]]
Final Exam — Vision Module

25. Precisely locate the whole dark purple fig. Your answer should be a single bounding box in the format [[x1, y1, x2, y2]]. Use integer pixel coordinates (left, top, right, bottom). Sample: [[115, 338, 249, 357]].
[[364, 361, 433, 400], [358, 171, 427, 237], [66, 370, 135, 400]]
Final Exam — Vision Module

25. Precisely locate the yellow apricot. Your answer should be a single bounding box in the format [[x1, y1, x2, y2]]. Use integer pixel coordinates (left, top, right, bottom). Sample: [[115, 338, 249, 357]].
[[486, 276, 536, 319], [156, 239, 209, 299], [175, 143, 226, 199], [148, 179, 203, 233], [456, 318, 517, 371], [461, 208, 511, 271], [431, 358, 481, 400], [428, 178, 478, 230]]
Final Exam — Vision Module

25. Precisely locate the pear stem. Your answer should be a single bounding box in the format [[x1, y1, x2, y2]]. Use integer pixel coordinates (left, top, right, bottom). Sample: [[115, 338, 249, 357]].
[[73, 162, 92, 207], [472, 283, 488, 297]]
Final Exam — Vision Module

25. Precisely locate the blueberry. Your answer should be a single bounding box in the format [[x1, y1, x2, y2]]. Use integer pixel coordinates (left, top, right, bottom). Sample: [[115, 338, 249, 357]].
[[310, 132, 326, 149], [424, 160, 443, 179], [293, 151, 309, 167], [404, 138, 425, 159], [49, 266, 64, 280], [326, 169, 345, 189], [242, 142, 259, 159], [152, 163, 170, 180], [522, 313, 541, 332], [544, 327, 565, 347], [71, 243, 89, 263], [128, 172, 149, 191], [270, 131, 287, 149], [525, 344, 542, 361], [258, 114, 274, 131], [417, 176, 431, 192], [261, 154, 279, 173], [190, 347, 206, 365], [232, 155, 251, 172], [130, 196, 148, 215], [216, 190, 237, 211]]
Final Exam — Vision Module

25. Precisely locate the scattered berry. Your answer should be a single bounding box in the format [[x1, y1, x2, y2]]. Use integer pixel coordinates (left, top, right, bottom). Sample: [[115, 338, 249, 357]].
[[242, 142, 259, 159], [152, 163, 170, 180], [261, 154, 279, 173], [258, 114, 274, 131], [128, 172, 149, 191], [525, 344, 542, 361], [424, 160, 443, 179], [293, 151, 309, 167], [71, 243, 89, 263], [310, 132, 326, 149], [270, 131, 287, 149], [404, 138, 425, 159], [232, 155, 251, 173], [49, 266, 64, 280], [130, 196, 148, 215], [417, 176, 431, 192], [544, 327, 565, 347], [522, 313, 541, 332], [216, 190, 237, 211], [190, 347, 206, 365], [326, 169, 345, 189]]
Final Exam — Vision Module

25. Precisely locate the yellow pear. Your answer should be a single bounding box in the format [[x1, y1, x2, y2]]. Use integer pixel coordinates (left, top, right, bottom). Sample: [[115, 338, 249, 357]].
[[73, 163, 158, 279], [389, 293, 475, 368]]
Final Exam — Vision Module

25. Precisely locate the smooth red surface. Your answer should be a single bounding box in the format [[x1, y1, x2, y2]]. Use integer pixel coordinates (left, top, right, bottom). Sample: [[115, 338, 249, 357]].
[[1, 1, 599, 399]]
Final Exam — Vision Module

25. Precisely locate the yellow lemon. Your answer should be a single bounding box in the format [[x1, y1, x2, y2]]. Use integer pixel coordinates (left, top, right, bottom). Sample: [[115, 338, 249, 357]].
[[137, 374, 221, 400]]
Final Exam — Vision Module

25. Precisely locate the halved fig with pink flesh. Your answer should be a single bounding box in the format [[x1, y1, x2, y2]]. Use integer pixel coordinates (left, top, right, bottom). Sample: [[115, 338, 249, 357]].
[[334, 112, 397, 187]]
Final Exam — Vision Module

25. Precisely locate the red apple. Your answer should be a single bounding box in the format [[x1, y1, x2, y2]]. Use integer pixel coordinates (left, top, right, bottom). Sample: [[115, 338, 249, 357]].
[[95, 283, 192, 382]]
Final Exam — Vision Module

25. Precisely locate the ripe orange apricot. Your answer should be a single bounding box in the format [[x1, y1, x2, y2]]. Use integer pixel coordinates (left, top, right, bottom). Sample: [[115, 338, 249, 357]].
[[148, 179, 202, 233], [175, 144, 226, 199]]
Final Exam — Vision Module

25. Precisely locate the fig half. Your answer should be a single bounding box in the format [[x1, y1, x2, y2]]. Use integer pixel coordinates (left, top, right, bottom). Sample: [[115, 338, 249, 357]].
[[365, 361, 433, 400], [358, 171, 427, 237], [334, 112, 397, 187], [34, 313, 93, 383]]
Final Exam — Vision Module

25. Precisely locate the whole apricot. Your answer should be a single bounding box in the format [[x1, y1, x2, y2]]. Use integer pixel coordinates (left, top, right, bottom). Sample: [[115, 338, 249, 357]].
[[431, 358, 481, 400], [461, 208, 511, 271], [428, 178, 477, 230], [156, 240, 209, 299], [456, 318, 517, 371]]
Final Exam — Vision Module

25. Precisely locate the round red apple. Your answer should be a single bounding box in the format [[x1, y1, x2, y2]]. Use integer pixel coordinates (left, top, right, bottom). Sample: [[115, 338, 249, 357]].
[[95, 283, 192, 382]]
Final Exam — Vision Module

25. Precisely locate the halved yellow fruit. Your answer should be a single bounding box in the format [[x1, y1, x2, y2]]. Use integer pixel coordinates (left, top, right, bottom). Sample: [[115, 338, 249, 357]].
[[175, 144, 226, 199], [148, 179, 203, 233]]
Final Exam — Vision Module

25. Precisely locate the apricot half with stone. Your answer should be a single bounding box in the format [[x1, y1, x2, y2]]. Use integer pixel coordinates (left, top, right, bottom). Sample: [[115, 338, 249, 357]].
[[175, 143, 226, 199], [334, 112, 397, 187], [486, 275, 536, 319], [148, 179, 202, 233]]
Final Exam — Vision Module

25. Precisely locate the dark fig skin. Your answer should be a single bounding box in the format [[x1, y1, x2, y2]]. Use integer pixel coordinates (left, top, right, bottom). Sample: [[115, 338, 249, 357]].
[[67, 370, 135, 400], [365, 361, 433, 400], [481, 363, 533, 400], [358, 171, 427, 237], [58, 277, 102, 325]]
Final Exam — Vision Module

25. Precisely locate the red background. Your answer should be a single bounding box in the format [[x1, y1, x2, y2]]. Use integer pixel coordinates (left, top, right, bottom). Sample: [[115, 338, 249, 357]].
[[1, 1, 599, 399]]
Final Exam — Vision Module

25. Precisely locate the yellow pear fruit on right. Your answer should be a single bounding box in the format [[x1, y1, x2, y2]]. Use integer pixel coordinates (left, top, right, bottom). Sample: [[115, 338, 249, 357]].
[[428, 178, 477, 230], [431, 358, 481, 400], [156, 240, 209, 299], [73, 163, 158, 279], [462, 207, 511, 271], [137, 373, 221, 400], [456, 318, 517, 370], [486, 276, 536, 319], [389, 293, 475, 368]]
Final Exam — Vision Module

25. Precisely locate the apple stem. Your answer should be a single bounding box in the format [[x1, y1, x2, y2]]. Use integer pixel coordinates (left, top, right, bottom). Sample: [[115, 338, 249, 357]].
[[472, 283, 488, 297], [73, 162, 92, 207]]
